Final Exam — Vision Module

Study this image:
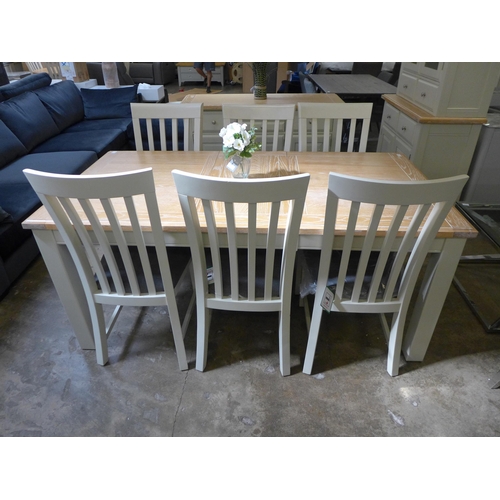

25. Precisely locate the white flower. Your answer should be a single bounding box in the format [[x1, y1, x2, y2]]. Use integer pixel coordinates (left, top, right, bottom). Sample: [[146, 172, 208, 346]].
[[241, 129, 250, 146], [226, 122, 242, 136], [222, 134, 235, 148], [233, 138, 244, 151]]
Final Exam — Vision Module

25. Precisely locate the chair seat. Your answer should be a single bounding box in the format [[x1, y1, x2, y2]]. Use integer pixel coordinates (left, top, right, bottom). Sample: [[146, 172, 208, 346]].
[[207, 248, 282, 300], [102, 246, 191, 294], [298, 249, 396, 301]]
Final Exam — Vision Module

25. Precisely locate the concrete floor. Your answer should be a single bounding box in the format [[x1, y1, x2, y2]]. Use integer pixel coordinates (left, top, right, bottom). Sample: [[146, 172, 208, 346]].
[[1, 232, 500, 437]]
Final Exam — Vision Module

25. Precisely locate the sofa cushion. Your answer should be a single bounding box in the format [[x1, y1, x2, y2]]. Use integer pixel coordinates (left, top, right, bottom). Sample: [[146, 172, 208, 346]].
[[31, 128, 127, 157], [0, 92, 59, 151], [0, 151, 98, 261], [80, 85, 138, 119], [0, 206, 13, 224], [0, 73, 52, 102], [0, 120, 28, 169], [34, 80, 84, 132], [66, 117, 131, 133]]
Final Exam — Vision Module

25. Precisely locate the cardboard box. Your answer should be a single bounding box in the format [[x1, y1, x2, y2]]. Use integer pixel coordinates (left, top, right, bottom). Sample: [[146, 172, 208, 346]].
[[59, 62, 89, 83]]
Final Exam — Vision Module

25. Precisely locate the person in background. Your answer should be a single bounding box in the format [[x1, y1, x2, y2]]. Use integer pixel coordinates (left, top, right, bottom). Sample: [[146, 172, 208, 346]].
[[194, 62, 215, 93]]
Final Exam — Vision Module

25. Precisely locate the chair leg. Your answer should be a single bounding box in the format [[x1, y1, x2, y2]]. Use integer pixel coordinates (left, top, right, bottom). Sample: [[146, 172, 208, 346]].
[[91, 303, 108, 366], [195, 302, 211, 371], [302, 294, 324, 374], [386, 311, 404, 376], [168, 304, 189, 371], [279, 308, 291, 377], [164, 272, 189, 371]]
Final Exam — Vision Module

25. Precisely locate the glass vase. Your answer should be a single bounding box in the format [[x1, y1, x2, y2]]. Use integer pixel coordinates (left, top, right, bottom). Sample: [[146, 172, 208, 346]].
[[102, 62, 119, 88], [227, 154, 251, 178]]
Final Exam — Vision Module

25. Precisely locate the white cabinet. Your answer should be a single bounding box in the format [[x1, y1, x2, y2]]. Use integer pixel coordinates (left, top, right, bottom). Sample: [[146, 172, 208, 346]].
[[377, 100, 483, 179], [397, 62, 500, 117], [378, 62, 500, 179]]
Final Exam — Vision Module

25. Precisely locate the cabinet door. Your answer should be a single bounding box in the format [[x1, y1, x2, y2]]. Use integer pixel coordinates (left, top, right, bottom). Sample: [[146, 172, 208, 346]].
[[419, 62, 443, 81], [398, 72, 417, 102], [377, 124, 396, 152], [394, 135, 413, 160]]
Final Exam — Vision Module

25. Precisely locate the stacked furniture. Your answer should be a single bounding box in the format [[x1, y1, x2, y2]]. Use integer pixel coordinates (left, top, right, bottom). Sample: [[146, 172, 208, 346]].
[[0, 73, 139, 297], [377, 62, 500, 179]]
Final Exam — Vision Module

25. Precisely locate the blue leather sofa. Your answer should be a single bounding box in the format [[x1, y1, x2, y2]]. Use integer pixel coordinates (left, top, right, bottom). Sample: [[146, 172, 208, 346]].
[[0, 73, 139, 298]]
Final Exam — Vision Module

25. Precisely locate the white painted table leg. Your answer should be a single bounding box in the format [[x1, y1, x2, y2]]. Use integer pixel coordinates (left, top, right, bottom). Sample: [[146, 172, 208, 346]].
[[33, 230, 95, 350], [403, 238, 466, 361]]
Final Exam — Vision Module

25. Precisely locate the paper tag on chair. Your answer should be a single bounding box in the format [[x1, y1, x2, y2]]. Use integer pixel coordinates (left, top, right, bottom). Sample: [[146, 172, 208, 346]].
[[206, 267, 214, 284], [321, 286, 335, 312]]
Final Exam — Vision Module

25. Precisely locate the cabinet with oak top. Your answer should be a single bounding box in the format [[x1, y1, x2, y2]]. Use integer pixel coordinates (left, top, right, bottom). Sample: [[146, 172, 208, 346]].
[[378, 62, 500, 179]]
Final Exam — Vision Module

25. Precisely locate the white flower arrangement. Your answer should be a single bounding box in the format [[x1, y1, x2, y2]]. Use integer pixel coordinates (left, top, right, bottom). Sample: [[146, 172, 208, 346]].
[[219, 122, 261, 159]]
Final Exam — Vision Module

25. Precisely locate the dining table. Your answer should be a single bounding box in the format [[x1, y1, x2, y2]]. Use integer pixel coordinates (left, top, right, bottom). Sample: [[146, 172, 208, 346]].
[[22, 150, 477, 368]]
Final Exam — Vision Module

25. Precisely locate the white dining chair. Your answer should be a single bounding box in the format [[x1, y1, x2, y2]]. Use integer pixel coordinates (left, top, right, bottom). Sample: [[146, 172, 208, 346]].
[[297, 102, 373, 152], [25, 62, 46, 73], [299, 172, 468, 376], [131, 102, 203, 152], [172, 170, 310, 376], [222, 104, 295, 151], [23, 167, 194, 370]]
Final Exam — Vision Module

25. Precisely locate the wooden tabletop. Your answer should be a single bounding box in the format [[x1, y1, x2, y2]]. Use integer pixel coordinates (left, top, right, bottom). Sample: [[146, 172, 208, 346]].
[[308, 74, 397, 96], [180, 92, 344, 111], [23, 151, 476, 242]]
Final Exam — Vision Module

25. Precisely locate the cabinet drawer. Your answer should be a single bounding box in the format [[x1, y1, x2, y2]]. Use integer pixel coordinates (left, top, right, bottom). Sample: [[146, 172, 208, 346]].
[[414, 79, 439, 113], [203, 110, 224, 133], [398, 72, 417, 101], [179, 67, 202, 80], [381, 103, 400, 131], [397, 112, 417, 145]]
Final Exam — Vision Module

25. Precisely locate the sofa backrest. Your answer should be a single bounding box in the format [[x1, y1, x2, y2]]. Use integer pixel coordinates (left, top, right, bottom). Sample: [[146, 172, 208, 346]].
[[0, 92, 59, 153], [0, 79, 85, 159], [0, 73, 52, 102], [0, 119, 28, 169], [34, 80, 84, 131]]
